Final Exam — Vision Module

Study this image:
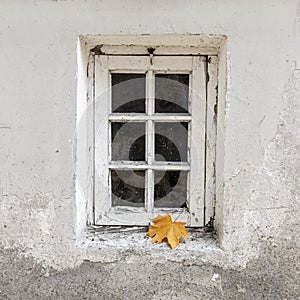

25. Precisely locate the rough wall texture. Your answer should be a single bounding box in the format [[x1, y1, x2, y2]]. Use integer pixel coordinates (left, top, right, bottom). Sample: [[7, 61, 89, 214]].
[[0, 0, 299, 299]]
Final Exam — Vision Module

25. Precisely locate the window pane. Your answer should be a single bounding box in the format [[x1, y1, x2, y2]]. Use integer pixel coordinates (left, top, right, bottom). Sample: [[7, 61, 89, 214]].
[[112, 74, 145, 113], [111, 170, 145, 207], [154, 171, 187, 208], [155, 74, 189, 113], [111, 122, 145, 161], [155, 122, 188, 162]]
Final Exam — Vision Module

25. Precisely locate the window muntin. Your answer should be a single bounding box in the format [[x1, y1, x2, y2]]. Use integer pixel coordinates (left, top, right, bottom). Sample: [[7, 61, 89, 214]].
[[94, 55, 207, 226]]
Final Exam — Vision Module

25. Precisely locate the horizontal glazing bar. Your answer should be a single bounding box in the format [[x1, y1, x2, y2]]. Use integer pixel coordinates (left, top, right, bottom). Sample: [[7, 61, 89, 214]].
[[110, 70, 147, 74], [108, 114, 192, 122], [109, 161, 190, 171]]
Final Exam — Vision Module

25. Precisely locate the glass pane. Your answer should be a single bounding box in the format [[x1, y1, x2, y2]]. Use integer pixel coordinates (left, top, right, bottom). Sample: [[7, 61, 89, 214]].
[[112, 74, 145, 113], [155, 74, 189, 113], [111, 170, 145, 207], [154, 171, 187, 208], [111, 122, 145, 161], [155, 122, 188, 162]]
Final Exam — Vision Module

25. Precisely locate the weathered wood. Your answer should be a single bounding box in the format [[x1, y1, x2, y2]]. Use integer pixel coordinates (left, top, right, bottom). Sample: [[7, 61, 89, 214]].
[[189, 56, 207, 226], [93, 53, 215, 227], [86, 54, 95, 225], [108, 161, 190, 171], [108, 114, 192, 122], [94, 55, 110, 220], [205, 56, 218, 225], [146, 70, 154, 213]]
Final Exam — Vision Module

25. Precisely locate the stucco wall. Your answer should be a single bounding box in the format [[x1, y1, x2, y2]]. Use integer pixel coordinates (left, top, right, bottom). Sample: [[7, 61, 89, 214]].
[[0, 1, 299, 299]]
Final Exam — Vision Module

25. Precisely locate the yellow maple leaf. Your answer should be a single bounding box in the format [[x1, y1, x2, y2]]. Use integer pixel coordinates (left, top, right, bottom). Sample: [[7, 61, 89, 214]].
[[147, 214, 189, 248]]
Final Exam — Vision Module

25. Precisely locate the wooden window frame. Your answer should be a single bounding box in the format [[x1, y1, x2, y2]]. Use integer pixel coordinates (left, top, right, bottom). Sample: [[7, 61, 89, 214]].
[[86, 47, 218, 228]]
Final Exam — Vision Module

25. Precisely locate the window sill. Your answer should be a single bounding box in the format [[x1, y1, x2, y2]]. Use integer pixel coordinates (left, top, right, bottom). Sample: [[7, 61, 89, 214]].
[[76, 226, 237, 269], [80, 225, 219, 252]]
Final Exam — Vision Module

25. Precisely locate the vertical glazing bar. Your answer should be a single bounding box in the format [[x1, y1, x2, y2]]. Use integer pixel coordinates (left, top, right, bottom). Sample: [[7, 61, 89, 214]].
[[146, 70, 154, 213]]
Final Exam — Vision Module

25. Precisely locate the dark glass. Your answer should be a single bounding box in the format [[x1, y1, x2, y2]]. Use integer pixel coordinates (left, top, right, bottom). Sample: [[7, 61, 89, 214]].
[[111, 170, 145, 207], [155, 122, 188, 162], [111, 122, 145, 161], [154, 171, 187, 208], [155, 74, 189, 113], [112, 74, 145, 113]]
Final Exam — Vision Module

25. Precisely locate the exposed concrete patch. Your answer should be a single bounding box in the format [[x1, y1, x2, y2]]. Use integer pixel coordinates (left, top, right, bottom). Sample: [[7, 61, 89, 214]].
[[220, 66, 300, 267], [0, 237, 299, 300], [0, 192, 82, 270]]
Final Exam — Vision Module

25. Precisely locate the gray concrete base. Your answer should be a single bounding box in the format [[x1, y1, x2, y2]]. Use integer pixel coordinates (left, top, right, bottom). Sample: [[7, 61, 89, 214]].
[[1, 237, 298, 300]]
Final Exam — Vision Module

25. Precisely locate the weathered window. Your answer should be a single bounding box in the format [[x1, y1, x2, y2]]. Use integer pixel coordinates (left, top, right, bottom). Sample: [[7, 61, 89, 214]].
[[88, 47, 218, 227]]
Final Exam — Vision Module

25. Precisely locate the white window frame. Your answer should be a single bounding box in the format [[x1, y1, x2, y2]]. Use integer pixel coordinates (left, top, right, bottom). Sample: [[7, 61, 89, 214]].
[[84, 44, 218, 228]]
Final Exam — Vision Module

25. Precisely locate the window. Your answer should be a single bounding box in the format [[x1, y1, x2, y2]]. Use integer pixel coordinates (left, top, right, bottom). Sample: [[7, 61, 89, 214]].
[[83, 40, 219, 228]]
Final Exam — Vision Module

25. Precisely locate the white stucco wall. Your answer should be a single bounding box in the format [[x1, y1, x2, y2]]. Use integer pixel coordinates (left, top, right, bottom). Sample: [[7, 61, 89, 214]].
[[0, 0, 299, 280]]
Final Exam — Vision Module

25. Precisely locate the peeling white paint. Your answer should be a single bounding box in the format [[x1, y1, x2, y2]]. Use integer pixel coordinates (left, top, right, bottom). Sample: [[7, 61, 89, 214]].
[[211, 273, 220, 281]]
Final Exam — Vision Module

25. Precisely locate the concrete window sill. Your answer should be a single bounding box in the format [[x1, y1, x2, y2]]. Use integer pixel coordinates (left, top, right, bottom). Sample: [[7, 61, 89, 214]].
[[80, 226, 219, 252], [77, 226, 232, 268]]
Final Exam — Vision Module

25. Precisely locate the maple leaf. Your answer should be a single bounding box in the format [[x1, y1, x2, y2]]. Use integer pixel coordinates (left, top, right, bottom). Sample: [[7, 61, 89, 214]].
[[147, 214, 189, 248]]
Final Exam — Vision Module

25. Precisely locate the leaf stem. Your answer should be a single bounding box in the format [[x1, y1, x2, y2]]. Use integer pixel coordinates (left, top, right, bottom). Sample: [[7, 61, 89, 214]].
[[174, 208, 186, 222]]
